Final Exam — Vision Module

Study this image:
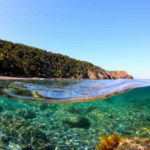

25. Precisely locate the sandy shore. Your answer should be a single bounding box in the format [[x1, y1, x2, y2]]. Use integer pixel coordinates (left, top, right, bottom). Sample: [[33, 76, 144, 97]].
[[0, 76, 82, 80], [0, 76, 42, 80]]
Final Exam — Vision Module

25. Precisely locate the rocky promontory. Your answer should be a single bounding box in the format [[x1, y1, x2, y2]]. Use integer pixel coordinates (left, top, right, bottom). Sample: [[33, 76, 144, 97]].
[[87, 70, 133, 79]]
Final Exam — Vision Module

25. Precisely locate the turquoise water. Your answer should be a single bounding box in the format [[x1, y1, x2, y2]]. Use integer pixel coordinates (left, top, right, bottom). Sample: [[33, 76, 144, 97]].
[[0, 79, 150, 149]]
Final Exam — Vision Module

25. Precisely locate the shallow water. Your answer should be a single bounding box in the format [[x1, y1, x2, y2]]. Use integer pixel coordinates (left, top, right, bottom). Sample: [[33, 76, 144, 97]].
[[0, 79, 150, 150]]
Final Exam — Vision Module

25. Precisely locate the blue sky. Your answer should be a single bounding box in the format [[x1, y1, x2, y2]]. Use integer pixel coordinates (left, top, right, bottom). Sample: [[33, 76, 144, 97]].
[[0, 0, 150, 79]]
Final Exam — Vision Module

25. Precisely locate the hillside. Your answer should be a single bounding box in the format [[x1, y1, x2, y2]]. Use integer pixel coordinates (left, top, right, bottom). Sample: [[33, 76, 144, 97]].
[[0, 40, 133, 79]]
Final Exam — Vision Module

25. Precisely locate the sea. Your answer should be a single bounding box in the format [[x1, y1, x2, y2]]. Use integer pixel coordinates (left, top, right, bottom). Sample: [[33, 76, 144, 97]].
[[0, 79, 150, 150]]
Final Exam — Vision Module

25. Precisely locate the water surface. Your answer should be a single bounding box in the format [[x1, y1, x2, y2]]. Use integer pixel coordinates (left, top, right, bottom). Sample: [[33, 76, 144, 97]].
[[0, 79, 150, 103]]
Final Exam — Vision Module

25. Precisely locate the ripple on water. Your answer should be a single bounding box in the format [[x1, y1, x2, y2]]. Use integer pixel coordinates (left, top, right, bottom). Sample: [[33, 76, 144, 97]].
[[0, 79, 150, 103]]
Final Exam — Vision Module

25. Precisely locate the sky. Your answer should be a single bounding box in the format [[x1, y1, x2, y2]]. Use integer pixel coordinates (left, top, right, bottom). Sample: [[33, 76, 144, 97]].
[[0, 0, 150, 79]]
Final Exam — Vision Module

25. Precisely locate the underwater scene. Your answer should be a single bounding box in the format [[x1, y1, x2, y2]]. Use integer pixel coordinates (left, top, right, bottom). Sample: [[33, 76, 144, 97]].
[[0, 79, 150, 150]]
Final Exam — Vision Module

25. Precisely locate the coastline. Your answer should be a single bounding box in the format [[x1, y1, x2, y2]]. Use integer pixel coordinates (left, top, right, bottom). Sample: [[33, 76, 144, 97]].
[[0, 76, 134, 80], [0, 76, 41, 80], [0, 76, 84, 80]]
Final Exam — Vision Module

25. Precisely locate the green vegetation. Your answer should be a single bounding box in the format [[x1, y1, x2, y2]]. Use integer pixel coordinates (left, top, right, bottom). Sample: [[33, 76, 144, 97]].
[[0, 39, 104, 78]]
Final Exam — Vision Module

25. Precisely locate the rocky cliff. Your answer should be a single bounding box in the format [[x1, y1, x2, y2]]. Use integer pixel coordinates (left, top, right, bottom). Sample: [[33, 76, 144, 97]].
[[87, 70, 133, 79]]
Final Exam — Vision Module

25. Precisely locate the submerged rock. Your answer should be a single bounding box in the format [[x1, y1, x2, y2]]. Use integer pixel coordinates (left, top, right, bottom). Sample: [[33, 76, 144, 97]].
[[57, 112, 90, 128], [117, 137, 150, 150], [56, 105, 90, 128], [97, 134, 150, 150]]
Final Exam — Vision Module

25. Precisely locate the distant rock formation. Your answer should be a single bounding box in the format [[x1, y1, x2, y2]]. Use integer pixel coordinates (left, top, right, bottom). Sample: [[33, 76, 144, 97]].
[[83, 70, 132, 79], [97, 71, 133, 79]]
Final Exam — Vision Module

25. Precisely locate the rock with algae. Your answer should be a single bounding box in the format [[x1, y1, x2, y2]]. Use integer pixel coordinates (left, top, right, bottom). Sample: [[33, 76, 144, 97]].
[[56, 104, 91, 128], [58, 111, 90, 128], [97, 134, 150, 150], [116, 137, 150, 150]]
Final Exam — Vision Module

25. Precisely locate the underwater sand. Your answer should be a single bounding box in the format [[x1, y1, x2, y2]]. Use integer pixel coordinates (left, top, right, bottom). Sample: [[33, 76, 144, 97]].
[[0, 79, 150, 149]]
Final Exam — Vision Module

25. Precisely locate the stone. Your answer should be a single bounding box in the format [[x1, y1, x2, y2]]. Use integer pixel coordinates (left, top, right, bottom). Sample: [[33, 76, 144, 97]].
[[59, 113, 91, 128]]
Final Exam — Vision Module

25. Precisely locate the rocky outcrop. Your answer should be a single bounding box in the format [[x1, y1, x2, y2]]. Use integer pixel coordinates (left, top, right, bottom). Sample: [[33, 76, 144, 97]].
[[56, 104, 91, 128], [88, 71, 98, 79], [88, 70, 133, 79]]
